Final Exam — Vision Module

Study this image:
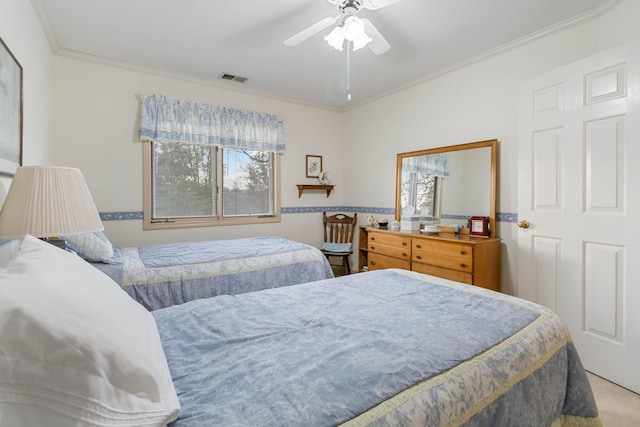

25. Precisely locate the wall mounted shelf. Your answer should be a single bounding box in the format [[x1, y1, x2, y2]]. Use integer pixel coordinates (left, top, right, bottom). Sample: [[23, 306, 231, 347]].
[[296, 184, 334, 198]]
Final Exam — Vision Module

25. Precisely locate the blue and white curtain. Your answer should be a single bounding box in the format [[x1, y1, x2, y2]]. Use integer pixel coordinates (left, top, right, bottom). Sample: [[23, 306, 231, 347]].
[[402, 153, 449, 177], [138, 94, 285, 153]]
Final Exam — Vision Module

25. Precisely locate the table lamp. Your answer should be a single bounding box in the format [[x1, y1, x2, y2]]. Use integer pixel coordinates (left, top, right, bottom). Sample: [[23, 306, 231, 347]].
[[0, 166, 103, 249]]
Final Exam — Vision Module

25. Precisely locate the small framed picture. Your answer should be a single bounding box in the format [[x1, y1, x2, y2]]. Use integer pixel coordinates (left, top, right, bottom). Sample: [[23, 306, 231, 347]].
[[0, 36, 23, 177], [306, 155, 322, 178]]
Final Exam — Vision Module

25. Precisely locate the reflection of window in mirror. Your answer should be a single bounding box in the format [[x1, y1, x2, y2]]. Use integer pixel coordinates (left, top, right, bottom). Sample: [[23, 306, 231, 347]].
[[401, 153, 448, 221], [401, 172, 442, 220]]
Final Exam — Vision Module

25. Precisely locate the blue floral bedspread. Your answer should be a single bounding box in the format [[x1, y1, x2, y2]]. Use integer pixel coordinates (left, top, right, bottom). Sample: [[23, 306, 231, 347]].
[[153, 269, 601, 427], [92, 236, 334, 310]]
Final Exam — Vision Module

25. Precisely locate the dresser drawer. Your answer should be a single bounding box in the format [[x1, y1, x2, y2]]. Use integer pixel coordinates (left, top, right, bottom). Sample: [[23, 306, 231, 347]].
[[412, 263, 473, 284], [368, 252, 411, 271], [368, 242, 411, 260], [412, 250, 473, 273], [368, 232, 411, 249], [412, 239, 472, 260]]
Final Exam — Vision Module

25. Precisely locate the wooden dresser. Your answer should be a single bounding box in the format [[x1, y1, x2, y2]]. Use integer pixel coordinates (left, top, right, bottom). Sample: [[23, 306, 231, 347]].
[[358, 226, 501, 292]]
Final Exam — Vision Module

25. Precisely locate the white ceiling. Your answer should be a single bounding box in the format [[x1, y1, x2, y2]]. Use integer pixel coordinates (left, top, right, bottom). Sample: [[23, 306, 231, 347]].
[[34, 0, 616, 111]]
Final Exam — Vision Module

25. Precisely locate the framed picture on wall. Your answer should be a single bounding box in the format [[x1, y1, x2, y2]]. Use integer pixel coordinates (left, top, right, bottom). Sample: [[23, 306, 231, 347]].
[[0, 36, 23, 177], [306, 155, 322, 178]]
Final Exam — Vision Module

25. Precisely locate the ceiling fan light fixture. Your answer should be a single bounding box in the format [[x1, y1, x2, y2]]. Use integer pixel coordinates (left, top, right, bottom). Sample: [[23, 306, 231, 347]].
[[344, 16, 372, 51], [351, 30, 372, 51], [325, 15, 372, 52], [342, 15, 364, 41], [325, 26, 345, 51]]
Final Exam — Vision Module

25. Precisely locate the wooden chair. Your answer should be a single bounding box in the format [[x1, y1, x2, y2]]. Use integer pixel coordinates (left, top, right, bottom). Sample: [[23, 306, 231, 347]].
[[321, 212, 358, 275]]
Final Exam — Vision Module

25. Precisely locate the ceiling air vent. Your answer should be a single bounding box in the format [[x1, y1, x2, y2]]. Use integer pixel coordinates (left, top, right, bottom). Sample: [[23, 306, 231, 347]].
[[219, 73, 248, 83]]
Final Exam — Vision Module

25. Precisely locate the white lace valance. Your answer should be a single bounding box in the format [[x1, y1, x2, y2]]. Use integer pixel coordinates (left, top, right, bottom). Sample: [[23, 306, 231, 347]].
[[138, 94, 285, 153], [402, 153, 449, 177]]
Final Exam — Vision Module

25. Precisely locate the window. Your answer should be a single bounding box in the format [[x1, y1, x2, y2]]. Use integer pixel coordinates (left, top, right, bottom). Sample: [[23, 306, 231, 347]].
[[400, 171, 442, 220], [138, 94, 285, 229], [143, 141, 280, 230]]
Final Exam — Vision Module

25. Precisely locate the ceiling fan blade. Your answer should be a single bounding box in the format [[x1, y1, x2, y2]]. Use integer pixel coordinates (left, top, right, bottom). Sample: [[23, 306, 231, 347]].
[[362, 0, 404, 10], [362, 18, 391, 55], [284, 16, 340, 46]]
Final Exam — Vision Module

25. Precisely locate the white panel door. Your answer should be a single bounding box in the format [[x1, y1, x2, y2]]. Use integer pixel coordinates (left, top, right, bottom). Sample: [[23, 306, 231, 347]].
[[518, 40, 640, 393]]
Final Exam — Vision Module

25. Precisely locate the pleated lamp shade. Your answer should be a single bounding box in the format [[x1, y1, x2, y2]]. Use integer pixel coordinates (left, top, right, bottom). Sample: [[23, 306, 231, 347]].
[[0, 166, 103, 239]]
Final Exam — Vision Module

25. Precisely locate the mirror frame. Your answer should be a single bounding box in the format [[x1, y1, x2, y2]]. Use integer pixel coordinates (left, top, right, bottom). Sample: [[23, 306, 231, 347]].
[[395, 139, 498, 237]]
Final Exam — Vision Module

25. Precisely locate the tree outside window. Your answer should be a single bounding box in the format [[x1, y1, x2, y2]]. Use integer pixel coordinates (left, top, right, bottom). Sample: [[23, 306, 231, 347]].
[[144, 141, 279, 229]]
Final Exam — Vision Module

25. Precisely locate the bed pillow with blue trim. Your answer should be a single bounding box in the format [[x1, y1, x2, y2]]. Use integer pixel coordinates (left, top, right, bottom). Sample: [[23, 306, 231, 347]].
[[62, 231, 115, 263], [322, 242, 352, 253]]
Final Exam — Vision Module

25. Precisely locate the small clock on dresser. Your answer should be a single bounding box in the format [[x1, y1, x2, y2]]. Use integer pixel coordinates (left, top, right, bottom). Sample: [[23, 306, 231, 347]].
[[468, 216, 490, 237]]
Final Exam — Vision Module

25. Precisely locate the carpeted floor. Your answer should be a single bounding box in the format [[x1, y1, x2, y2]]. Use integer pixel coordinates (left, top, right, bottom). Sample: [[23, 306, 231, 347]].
[[587, 372, 640, 426]]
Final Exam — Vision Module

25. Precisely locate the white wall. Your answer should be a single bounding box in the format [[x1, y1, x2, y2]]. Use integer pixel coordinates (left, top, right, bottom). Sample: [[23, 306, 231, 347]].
[[343, 0, 640, 295], [12, 0, 640, 294], [51, 56, 344, 247], [0, 0, 54, 203]]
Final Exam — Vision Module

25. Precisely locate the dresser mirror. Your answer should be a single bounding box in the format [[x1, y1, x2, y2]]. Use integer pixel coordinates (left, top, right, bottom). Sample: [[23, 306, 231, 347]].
[[395, 139, 497, 237]]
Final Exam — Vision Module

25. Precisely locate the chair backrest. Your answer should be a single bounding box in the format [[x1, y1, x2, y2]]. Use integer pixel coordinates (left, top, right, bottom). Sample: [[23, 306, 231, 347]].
[[323, 212, 357, 245]]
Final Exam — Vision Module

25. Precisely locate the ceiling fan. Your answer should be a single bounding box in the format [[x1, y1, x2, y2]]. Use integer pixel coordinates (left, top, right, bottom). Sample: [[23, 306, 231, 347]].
[[284, 0, 404, 55]]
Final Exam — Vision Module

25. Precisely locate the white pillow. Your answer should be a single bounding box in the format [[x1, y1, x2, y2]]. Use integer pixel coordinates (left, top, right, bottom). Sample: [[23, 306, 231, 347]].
[[0, 235, 180, 426]]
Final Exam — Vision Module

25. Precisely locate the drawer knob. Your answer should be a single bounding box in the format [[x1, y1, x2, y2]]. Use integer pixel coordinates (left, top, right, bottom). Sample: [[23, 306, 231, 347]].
[[402, 242, 407, 246], [416, 255, 422, 260], [371, 246, 376, 250], [460, 263, 466, 268], [371, 237, 376, 241], [371, 261, 376, 266], [402, 252, 408, 257], [416, 244, 422, 249], [460, 250, 466, 255]]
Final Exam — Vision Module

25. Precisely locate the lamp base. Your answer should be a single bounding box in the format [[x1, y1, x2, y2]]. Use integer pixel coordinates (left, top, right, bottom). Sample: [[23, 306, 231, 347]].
[[43, 238, 76, 254]]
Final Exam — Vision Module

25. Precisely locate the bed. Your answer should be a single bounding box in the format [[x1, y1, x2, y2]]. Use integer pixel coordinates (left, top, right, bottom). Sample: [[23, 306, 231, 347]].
[[0, 236, 601, 427], [64, 232, 334, 310]]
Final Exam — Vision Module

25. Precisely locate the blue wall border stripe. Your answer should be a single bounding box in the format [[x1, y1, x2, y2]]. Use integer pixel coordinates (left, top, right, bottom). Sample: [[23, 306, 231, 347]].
[[100, 209, 518, 222], [100, 211, 143, 221]]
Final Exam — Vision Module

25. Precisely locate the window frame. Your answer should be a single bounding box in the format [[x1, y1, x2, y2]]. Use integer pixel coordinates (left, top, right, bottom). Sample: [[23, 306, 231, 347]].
[[142, 141, 281, 230]]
